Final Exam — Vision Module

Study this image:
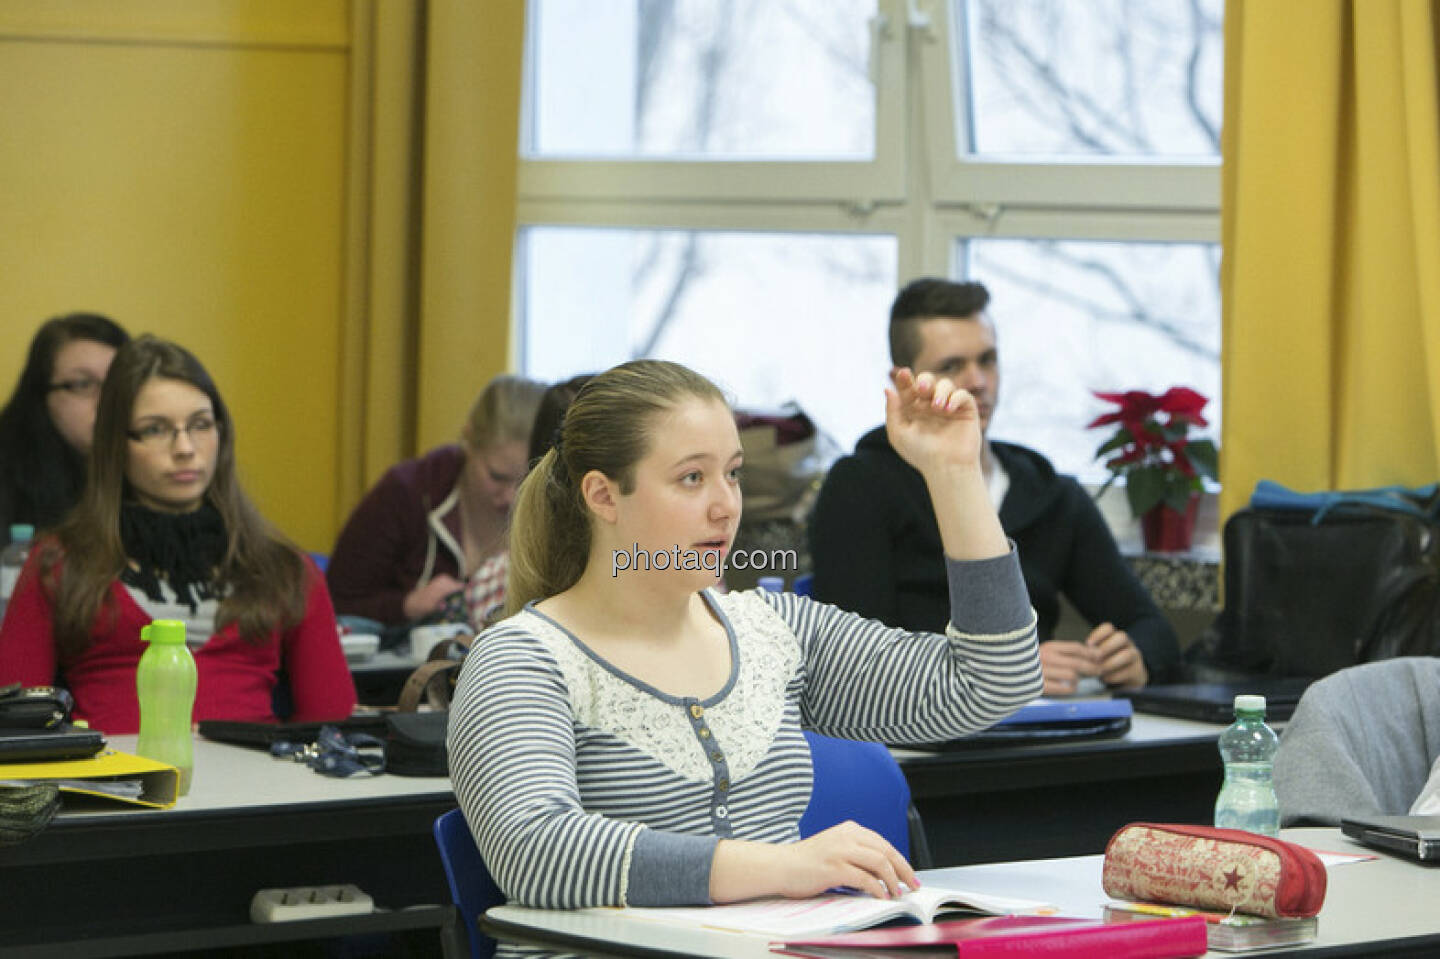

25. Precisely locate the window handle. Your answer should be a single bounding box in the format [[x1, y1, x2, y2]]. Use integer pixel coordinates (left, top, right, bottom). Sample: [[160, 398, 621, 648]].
[[907, 0, 938, 41], [867, 11, 891, 88]]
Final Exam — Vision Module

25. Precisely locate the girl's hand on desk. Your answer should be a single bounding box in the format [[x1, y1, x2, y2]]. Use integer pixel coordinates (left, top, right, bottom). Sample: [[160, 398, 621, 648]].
[[710, 821, 917, 903], [402, 575, 465, 621]]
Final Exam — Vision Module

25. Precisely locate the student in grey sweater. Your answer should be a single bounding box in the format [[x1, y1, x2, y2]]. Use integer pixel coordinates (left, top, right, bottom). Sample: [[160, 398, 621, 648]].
[[447, 359, 1041, 932], [1275, 656, 1440, 825]]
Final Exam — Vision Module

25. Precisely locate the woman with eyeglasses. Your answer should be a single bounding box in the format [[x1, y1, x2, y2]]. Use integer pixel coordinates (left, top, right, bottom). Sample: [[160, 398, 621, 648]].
[[0, 313, 129, 549], [0, 335, 356, 734], [326, 374, 546, 633]]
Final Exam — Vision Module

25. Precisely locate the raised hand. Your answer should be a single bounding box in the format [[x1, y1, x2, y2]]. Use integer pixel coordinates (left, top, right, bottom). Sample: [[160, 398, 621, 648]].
[[882, 368, 1006, 561], [884, 368, 984, 478]]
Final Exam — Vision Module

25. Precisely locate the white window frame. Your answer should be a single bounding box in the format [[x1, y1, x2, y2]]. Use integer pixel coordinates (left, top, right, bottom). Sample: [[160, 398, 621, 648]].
[[514, 0, 1224, 519], [921, 0, 1220, 212], [516, 1, 910, 204]]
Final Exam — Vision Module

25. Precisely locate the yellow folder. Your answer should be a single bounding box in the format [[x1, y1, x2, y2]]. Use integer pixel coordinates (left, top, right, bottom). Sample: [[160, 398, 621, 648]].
[[0, 748, 180, 809]]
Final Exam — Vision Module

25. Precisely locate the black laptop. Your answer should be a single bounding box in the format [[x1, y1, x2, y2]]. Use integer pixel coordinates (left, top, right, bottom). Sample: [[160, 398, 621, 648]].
[[1117, 677, 1314, 723], [197, 714, 390, 749], [1340, 815, 1440, 862]]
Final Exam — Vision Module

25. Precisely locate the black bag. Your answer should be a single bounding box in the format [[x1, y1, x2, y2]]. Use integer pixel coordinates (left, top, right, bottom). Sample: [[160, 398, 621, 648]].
[[384, 711, 448, 777], [1189, 499, 1440, 679], [0, 684, 74, 729]]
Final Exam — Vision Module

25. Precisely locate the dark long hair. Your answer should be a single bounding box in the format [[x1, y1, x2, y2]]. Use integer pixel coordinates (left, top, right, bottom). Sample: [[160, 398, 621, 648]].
[[0, 313, 128, 534], [40, 335, 308, 659]]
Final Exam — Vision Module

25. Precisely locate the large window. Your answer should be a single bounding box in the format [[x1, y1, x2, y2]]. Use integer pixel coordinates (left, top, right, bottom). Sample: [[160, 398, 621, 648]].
[[516, 0, 1222, 483]]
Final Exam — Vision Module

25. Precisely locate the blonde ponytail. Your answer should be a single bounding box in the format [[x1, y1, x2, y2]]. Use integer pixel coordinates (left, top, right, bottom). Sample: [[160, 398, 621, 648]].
[[504, 448, 589, 617], [501, 360, 727, 617]]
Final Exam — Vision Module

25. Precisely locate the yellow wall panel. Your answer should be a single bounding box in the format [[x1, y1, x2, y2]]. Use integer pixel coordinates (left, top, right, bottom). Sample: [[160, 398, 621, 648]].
[[0, 0, 347, 47], [0, 26, 349, 551]]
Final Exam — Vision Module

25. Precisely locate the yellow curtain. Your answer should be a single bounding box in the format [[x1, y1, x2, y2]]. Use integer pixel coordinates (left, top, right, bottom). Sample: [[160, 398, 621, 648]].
[[1220, 0, 1440, 523], [415, 0, 526, 452], [336, 0, 525, 521]]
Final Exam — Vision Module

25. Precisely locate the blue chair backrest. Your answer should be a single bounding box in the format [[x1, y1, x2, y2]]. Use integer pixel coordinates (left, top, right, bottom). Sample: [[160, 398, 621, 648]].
[[433, 808, 504, 959], [798, 730, 911, 859]]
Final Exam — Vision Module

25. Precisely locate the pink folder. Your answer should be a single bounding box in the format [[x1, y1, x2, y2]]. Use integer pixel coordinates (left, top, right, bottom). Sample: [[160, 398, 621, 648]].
[[772, 914, 1208, 958]]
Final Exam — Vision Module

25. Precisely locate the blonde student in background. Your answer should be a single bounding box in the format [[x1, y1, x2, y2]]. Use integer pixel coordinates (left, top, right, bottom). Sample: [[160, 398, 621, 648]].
[[446, 358, 1041, 941], [326, 374, 545, 636]]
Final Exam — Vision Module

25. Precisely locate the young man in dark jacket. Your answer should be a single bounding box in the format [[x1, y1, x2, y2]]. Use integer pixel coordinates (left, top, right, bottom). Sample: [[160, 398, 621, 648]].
[[809, 278, 1178, 694]]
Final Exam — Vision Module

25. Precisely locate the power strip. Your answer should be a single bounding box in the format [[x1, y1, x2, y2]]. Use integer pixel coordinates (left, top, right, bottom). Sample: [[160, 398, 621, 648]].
[[250, 884, 375, 923]]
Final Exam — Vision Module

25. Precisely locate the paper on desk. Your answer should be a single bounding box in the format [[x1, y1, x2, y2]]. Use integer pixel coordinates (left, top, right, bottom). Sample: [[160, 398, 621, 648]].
[[590, 886, 1056, 939], [1313, 849, 1377, 866]]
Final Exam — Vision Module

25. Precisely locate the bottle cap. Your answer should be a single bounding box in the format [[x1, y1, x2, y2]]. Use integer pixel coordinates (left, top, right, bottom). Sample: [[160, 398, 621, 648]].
[[1234, 694, 1267, 714], [756, 576, 785, 592], [141, 619, 188, 645], [8, 523, 33, 542]]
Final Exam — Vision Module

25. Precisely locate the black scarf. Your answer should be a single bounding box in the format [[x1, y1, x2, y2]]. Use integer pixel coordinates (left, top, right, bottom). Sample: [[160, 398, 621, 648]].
[[119, 502, 227, 612]]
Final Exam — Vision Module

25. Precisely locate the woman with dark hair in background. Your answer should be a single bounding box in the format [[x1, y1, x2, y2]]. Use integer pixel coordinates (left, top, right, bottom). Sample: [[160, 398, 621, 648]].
[[0, 313, 129, 547], [0, 335, 355, 734]]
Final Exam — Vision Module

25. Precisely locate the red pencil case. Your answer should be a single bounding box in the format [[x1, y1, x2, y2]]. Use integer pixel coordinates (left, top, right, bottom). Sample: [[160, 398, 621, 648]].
[[1102, 822, 1327, 919]]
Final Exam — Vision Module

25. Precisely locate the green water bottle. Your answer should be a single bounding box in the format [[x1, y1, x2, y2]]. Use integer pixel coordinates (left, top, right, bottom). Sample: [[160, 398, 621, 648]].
[[136, 619, 197, 795]]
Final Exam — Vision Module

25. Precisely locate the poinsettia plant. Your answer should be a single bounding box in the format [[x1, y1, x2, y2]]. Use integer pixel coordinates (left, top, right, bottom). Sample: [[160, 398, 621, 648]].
[[1087, 387, 1219, 518]]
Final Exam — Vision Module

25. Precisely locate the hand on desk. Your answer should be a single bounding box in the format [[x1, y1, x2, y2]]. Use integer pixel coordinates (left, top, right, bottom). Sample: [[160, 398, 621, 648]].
[[710, 821, 917, 904], [402, 575, 466, 621], [1039, 624, 1148, 695]]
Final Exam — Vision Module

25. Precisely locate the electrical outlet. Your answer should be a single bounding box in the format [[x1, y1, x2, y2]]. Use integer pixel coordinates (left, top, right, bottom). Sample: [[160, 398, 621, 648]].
[[250, 884, 375, 923]]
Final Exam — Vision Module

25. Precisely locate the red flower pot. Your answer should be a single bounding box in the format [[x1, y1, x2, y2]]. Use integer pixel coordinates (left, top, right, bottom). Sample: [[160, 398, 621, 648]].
[[1141, 495, 1199, 553]]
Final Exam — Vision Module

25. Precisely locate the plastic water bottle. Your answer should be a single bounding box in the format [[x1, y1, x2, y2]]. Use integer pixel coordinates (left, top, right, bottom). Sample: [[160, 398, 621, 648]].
[[1214, 694, 1281, 836], [136, 619, 198, 795], [0, 524, 34, 623]]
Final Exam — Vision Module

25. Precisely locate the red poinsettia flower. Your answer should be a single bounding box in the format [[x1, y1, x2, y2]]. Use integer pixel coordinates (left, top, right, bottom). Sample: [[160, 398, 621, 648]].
[[1088, 386, 1219, 519], [1157, 386, 1209, 426]]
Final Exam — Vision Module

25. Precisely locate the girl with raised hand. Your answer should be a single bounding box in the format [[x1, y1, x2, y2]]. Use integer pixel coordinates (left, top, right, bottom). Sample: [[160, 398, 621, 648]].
[[0, 335, 355, 734], [447, 359, 1040, 931]]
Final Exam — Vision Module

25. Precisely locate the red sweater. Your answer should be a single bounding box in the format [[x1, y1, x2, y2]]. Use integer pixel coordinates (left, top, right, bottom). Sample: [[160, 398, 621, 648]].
[[0, 550, 356, 736]]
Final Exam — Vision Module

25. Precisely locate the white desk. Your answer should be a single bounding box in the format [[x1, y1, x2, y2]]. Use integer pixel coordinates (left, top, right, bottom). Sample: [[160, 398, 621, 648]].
[[484, 828, 1440, 958], [349, 649, 422, 674], [1, 735, 456, 958], [72, 733, 453, 811]]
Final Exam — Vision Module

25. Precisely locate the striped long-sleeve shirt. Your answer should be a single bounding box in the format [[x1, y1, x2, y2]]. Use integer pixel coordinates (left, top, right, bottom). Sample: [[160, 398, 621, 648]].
[[447, 548, 1041, 918]]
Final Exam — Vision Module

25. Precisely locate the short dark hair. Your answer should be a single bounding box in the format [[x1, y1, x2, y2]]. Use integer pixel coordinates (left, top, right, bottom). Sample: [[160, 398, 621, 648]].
[[888, 278, 990, 368]]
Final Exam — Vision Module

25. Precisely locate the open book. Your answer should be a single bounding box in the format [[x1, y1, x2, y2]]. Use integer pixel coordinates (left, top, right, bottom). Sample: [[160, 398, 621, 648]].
[[588, 885, 1056, 939]]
